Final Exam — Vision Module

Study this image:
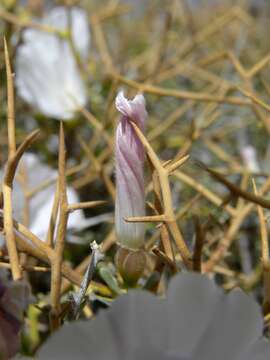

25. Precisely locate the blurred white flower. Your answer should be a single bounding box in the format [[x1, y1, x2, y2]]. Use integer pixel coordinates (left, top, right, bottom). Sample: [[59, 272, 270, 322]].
[[15, 7, 90, 120], [240, 145, 260, 173], [0, 153, 94, 245]]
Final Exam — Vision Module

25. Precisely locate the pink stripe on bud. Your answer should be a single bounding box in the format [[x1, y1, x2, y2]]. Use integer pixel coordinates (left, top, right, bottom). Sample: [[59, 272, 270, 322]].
[[115, 92, 147, 250]]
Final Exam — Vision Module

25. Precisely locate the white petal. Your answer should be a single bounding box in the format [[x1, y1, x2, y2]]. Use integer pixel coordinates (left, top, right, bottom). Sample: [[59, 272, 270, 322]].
[[0, 153, 90, 244], [30, 187, 86, 241], [15, 7, 90, 120]]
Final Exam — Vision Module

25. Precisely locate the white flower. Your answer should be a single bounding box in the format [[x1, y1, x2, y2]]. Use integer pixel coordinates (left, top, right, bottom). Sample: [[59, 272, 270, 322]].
[[240, 145, 260, 173], [0, 153, 94, 245], [15, 7, 90, 120]]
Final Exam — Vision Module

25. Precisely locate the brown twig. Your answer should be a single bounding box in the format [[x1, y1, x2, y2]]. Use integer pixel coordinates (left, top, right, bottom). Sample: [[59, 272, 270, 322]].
[[192, 216, 205, 273], [50, 123, 69, 327], [203, 176, 270, 272], [68, 201, 106, 212], [46, 181, 60, 247], [127, 121, 192, 269], [113, 72, 251, 107], [253, 180, 270, 315], [2, 39, 21, 280], [197, 161, 270, 210]]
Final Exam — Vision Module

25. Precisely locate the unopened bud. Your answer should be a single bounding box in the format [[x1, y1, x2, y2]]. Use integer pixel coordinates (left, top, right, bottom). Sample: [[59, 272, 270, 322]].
[[114, 91, 147, 250], [115, 246, 146, 286]]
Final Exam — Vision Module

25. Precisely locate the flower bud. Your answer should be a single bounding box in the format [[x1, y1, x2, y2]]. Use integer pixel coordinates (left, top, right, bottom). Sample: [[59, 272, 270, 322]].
[[115, 91, 147, 250], [115, 247, 146, 286]]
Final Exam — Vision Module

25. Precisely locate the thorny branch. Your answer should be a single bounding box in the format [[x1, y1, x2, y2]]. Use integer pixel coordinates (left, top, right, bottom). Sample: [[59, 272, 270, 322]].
[[2, 1, 270, 336]]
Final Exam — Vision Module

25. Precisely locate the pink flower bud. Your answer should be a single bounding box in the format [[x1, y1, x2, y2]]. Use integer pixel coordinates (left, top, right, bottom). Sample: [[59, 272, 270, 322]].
[[115, 92, 147, 250]]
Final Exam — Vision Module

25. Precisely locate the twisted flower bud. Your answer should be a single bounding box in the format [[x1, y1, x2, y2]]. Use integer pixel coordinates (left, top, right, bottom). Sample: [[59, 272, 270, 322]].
[[115, 92, 147, 250]]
